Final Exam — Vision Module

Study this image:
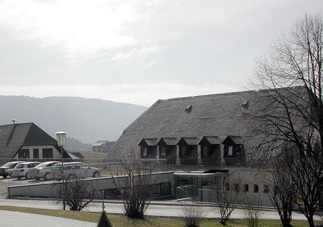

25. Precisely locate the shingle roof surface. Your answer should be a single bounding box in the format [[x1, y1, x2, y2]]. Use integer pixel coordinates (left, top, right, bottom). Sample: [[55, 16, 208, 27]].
[[107, 87, 309, 159]]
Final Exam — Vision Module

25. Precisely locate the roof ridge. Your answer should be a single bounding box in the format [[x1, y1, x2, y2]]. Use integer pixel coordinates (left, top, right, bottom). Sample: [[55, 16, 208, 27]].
[[0, 122, 34, 128], [156, 86, 306, 103]]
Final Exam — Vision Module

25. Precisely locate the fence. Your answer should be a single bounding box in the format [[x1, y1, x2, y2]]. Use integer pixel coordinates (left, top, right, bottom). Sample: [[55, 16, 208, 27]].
[[177, 185, 195, 201], [196, 188, 273, 207]]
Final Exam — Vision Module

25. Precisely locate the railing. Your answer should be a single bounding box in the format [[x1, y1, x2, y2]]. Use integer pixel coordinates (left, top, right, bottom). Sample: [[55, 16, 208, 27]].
[[177, 185, 195, 201]]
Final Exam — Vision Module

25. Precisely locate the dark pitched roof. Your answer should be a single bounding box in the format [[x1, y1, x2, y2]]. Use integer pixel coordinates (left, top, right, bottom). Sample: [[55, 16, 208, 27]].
[[199, 136, 220, 145], [158, 137, 178, 146], [177, 137, 198, 146], [222, 135, 244, 145], [138, 138, 158, 146], [0, 122, 68, 163], [107, 87, 309, 159]]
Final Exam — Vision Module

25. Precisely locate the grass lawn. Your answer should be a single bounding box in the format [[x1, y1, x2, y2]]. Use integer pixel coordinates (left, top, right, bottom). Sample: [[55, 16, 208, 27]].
[[0, 205, 313, 226]]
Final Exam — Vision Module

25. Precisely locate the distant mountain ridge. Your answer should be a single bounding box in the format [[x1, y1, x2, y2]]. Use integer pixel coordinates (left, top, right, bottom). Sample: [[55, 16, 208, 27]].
[[0, 95, 148, 145]]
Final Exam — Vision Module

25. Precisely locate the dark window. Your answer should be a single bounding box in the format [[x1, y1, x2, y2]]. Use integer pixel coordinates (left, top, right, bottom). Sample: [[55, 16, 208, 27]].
[[160, 147, 167, 158], [181, 146, 187, 157], [254, 184, 259, 193], [42, 148, 53, 159], [27, 163, 38, 168], [225, 183, 230, 191], [160, 182, 171, 195], [264, 185, 269, 193], [244, 184, 249, 192], [202, 145, 210, 157], [274, 185, 279, 195], [47, 162, 57, 167], [234, 183, 240, 192], [33, 149, 39, 159], [18, 149, 29, 159], [81, 164, 90, 169]]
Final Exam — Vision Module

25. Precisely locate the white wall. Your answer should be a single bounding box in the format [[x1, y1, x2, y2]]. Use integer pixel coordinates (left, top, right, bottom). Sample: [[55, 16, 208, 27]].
[[13, 145, 61, 160]]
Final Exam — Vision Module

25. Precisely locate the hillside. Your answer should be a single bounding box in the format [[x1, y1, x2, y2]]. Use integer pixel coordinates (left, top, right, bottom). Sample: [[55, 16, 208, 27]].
[[0, 95, 147, 145]]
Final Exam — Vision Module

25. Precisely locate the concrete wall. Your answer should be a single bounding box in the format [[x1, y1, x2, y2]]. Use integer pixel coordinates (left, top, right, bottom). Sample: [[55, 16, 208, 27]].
[[8, 171, 175, 198]]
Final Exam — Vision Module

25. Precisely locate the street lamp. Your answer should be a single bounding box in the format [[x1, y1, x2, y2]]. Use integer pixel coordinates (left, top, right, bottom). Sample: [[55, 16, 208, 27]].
[[56, 131, 67, 164]]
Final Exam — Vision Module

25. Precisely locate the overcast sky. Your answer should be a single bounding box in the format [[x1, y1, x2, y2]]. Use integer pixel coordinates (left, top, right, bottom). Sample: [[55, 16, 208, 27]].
[[0, 0, 322, 106]]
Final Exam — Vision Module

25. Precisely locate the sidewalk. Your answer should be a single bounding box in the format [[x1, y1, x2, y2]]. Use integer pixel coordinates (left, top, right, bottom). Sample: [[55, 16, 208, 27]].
[[0, 210, 96, 227], [0, 198, 322, 221]]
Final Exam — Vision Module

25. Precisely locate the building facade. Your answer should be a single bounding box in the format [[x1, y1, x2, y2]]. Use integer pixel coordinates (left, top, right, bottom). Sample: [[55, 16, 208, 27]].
[[0, 122, 72, 165]]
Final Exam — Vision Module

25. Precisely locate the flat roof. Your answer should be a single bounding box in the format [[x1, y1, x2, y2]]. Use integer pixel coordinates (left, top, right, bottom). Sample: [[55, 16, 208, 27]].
[[174, 170, 228, 177]]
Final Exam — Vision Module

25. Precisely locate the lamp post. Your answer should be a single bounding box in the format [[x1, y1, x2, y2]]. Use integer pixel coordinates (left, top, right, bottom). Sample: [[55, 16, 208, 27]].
[[56, 131, 67, 210], [56, 131, 67, 165]]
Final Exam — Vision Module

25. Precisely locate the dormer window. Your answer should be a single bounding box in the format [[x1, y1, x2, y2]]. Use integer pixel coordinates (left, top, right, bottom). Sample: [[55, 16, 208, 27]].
[[157, 137, 178, 165], [138, 138, 158, 159], [185, 105, 192, 113], [222, 135, 246, 165]]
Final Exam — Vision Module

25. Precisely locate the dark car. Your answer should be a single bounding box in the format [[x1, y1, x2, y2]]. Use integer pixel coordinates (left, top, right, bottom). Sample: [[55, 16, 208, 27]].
[[0, 161, 24, 178]]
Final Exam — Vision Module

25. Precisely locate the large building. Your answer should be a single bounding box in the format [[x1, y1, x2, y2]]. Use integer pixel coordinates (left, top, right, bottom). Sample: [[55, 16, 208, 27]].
[[0, 122, 72, 165], [106, 87, 308, 204]]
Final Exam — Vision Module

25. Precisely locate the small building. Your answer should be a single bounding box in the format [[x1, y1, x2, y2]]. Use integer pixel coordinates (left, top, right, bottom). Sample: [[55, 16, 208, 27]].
[[0, 122, 72, 165], [92, 140, 115, 153]]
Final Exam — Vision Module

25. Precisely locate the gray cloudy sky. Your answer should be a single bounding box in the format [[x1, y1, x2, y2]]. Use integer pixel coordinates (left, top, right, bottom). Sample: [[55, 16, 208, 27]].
[[0, 0, 322, 106]]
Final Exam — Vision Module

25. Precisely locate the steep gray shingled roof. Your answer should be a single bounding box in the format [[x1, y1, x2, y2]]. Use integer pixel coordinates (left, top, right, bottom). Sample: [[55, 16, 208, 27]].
[[0, 122, 69, 164], [107, 87, 309, 159]]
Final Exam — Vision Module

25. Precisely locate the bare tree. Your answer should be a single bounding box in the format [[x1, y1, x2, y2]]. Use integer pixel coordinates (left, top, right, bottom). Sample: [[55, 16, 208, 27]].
[[214, 177, 242, 225], [283, 144, 322, 226], [109, 150, 159, 219], [180, 202, 204, 227], [253, 14, 323, 227], [54, 176, 97, 211], [243, 195, 263, 227], [269, 154, 295, 227]]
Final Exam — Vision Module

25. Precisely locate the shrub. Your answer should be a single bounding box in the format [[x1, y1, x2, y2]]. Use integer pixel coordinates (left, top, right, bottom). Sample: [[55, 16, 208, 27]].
[[98, 210, 112, 227]]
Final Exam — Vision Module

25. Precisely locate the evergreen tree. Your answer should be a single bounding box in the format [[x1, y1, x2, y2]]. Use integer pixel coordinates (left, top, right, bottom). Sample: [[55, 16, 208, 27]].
[[98, 210, 112, 227]]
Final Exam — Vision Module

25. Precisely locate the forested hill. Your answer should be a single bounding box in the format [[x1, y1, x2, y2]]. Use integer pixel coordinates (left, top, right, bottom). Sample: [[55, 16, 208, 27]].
[[0, 95, 148, 146]]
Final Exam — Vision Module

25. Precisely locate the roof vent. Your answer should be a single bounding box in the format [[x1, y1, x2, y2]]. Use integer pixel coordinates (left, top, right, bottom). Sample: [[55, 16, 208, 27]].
[[185, 105, 192, 113], [240, 100, 249, 109]]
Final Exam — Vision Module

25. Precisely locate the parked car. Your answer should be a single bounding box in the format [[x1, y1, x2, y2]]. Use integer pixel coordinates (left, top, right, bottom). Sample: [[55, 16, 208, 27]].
[[11, 162, 41, 179], [51, 162, 101, 180], [0, 161, 24, 178], [29, 161, 60, 180]]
